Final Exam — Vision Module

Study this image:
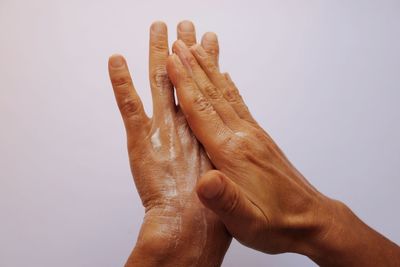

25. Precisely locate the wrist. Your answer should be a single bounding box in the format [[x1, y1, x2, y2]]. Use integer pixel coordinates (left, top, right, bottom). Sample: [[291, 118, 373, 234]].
[[301, 198, 352, 265], [126, 205, 231, 267], [302, 198, 400, 267]]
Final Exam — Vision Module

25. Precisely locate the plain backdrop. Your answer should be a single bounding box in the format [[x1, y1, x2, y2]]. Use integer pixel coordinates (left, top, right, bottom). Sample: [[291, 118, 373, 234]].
[[1, 0, 399, 266]]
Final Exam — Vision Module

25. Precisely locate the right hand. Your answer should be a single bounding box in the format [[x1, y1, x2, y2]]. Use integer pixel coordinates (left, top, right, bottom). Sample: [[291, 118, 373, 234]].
[[166, 39, 400, 266]]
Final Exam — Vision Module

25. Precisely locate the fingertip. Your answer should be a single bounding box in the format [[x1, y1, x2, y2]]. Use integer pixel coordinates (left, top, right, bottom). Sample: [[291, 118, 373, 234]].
[[108, 54, 126, 69], [197, 170, 225, 200], [172, 39, 185, 53], [178, 20, 195, 32], [201, 32, 219, 55], [202, 32, 218, 44], [177, 20, 196, 47], [169, 48, 187, 70], [150, 20, 167, 33]]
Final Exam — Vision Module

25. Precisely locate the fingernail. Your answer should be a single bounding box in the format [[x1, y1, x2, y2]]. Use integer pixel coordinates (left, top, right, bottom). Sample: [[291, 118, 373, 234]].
[[203, 32, 217, 42], [201, 175, 223, 199], [109, 55, 125, 68], [151, 21, 166, 33], [178, 20, 194, 32]]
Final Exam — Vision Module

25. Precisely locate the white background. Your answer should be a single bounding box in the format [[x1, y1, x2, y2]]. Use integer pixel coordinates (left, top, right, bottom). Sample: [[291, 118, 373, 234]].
[[1, 0, 399, 266]]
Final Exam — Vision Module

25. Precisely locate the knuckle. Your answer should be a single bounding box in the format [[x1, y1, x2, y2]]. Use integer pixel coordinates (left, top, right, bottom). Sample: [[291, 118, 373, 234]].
[[151, 39, 168, 52], [253, 129, 268, 142], [223, 86, 240, 103], [217, 135, 234, 150], [220, 185, 240, 215], [235, 138, 252, 153], [180, 34, 196, 46], [192, 94, 213, 113], [219, 135, 250, 153], [118, 97, 142, 118], [150, 68, 170, 89], [207, 46, 219, 56], [182, 75, 194, 86], [111, 74, 132, 90], [203, 83, 221, 100], [204, 58, 218, 73]]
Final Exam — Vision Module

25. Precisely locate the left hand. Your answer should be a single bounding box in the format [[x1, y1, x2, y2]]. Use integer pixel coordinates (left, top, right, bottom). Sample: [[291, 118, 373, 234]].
[[166, 37, 400, 267], [108, 21, 230, 267]]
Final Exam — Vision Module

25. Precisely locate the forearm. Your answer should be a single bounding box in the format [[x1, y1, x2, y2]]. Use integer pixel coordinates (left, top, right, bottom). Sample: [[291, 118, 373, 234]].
[[126, 235, 230, 267], [304, 200, 400, 267]]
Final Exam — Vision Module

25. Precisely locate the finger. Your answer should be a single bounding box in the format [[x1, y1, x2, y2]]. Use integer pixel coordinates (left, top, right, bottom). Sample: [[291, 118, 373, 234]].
[[166, 53, 232, 151], [108, 54, 149, 138], [149, 21, 175, 118], [177, 20, 197, 47], [223, 72, 257, 124], [201, 32, 219, 69], [173, 40, 243, 131], [191, 45, 256, 123], [196, 170, 261, 243]]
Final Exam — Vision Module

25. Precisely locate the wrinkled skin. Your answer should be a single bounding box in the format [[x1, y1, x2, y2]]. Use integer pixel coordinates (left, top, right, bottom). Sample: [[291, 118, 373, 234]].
[[108, 21, 230, 267], [167, 39, 400, 267], [167, 39, 324, 254]]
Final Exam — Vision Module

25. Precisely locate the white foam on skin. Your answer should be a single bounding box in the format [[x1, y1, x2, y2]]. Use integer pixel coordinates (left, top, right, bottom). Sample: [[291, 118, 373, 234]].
[[184, 152, 198, 191], [146, 206, 182, 248], [169, 135, 176, 159], [194, 209, 208, 265], [163, 176, 178, 198], [150, 128, 161, 149], [177, 124, 191, 147], [235, 131, 247, 137], [149, 115, 208, 262], [183, 154, 208, 263], [164, 113, 177, 160]]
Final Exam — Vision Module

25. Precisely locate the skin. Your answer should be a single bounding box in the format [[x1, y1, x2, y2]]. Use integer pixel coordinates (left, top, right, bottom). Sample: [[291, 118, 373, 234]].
[[166, 35, 400, 266], [107, 21, 231, 267]]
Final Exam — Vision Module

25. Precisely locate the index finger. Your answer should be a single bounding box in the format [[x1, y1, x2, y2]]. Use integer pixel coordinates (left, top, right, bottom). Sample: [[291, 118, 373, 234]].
[[166, 54, 232, 153]]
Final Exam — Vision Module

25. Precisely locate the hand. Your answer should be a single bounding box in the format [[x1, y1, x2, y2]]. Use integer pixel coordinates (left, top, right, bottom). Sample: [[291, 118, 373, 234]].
[[166, 40, 400, 266], [108, 21, 230, 267]]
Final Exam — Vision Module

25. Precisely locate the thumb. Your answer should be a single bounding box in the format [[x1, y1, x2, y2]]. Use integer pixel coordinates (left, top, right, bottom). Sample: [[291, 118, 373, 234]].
[[196, 170, 258, 239]]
